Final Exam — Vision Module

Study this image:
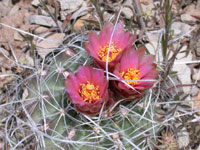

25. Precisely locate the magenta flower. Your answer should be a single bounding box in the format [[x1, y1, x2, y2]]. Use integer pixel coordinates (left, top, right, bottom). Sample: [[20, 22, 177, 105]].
[[65, 66, 109, 116], [112, 47, 159, 98], [85, 22, 137, 71]]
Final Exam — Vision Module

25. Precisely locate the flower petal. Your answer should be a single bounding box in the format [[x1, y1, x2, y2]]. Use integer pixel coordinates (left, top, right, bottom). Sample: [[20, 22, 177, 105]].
[[126, 34, 137, 48], [137, 46, 146, 60], [76, 66, 92, 83], [112, 46, 159, 98], [140, 55, 155, 67], [91, 69, 105, 85], [142, 70, 159, 79], [90, 103, 102, 113], [85, 22, 137, 71], [113, 22, 124, 36], [113, 22, 137, 50], [88, 31, 101, 53], [85, 43, 98, 58], [139, 65, 155, 78], [91, 69, 108, 97], [114, 32, 130, 49], [75, 105, 99, 116], [65, 73, 79, 91], [99, 22, 113, 45], [120, 48, 138, 72], [135, 82, 154, 90]]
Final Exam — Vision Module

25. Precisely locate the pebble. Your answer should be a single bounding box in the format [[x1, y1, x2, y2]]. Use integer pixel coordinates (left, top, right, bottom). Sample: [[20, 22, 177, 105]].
[[122, 0, 133, 19], [59, 0, 83, 20], [140, 0, 152, 5], [192, 69, 200, 81], [181, 14, 197, 22], [14, 32, 23, 41], [31, 0, 40, 7], [29, 15, 62, 27], [34, 26, 49, 34], [177, 127, 189, 148]]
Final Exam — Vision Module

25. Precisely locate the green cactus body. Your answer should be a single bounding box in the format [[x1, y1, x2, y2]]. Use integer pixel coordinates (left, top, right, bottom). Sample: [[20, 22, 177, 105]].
[[25, 50, 158, 150]]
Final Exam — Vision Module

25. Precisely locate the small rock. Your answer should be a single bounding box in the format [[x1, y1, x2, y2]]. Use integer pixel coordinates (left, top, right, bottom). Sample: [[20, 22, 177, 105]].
[[196, 42, 200, 57], [145, 43, 156, 55], [34, 26, 49, 34], [181, 4, 198, 22], [34, 32, 65, 58], [190, 85, 199, 97], [191, 90, 200, 115], [145, 30, 163, 61], [122, 7, 133, 19], [176, 46, 193, 60], [73, 12, 91, 31], [0, 2, 12, 17], [104, 12, 112, 21], [173, 64, 191, 93], [59, 0, 83, 20], [70, 5, 88, 20], [140, 0, 152, 5], [25, 54, 34, 66], [8, 5, 19, 16], [181, 14, 197, 22], [59, 0, 83, 11], [31, 0, 40, 7], [173, 47, 192, 93], [192, 69, 200, 81], [141, 2, 155, 17], [197, 0, 200, 9], [187, 4, 200, 20], [39, 5, 55, 16], [198, 144, 200, 150], [29, 15, 62, 27], [177, 127, 189, 148], [2, 0, 12, 7], [147, 21, 153, 27], [14, 32, 23, 41], [0, 48, 9, 58], [74, 17, 85, 31], [122, 0, 133, 19], [171, 22, 192, 36]]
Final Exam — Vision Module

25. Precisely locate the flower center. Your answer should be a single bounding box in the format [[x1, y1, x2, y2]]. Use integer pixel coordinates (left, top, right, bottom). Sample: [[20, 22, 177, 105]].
[[97, 42, 121, 62], [120, 68, 140, 86], [79, 81, 100, 103]]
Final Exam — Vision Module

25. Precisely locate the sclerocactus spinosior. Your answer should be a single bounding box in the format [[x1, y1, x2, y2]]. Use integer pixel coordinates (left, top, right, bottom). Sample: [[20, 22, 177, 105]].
[[112, 47, 159, 98], [65, 66, 109, 116], [85, 22, 137, 71]]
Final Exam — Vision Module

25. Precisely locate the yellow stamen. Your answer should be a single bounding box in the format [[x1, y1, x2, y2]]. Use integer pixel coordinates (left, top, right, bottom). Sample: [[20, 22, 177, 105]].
[[97, 42, 121, 62], [79, 81, 100, 103], [120, 68, 140, 86]]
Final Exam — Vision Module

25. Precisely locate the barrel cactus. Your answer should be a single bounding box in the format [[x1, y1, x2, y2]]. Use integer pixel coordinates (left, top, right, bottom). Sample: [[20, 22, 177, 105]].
[[4, 22, 161, 150]]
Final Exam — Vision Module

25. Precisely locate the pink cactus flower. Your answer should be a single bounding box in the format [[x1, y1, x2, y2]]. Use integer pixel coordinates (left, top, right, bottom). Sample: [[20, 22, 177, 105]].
[[112, 47, 159, 98], [65, 66, 109, 116], [85, 22, 137, 71]]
